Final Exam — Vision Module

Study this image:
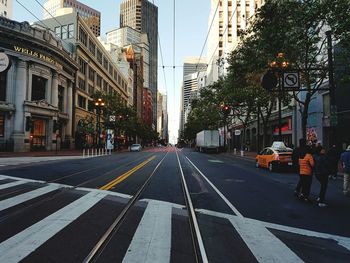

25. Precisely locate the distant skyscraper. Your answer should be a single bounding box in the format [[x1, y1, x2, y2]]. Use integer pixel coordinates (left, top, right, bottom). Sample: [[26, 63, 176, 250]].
[[43, 0, 101, 36], [0, 0, 12, 19], [207, 0, 264, 84], [120, 0, 158, 130], [179, 57, 207, 133]]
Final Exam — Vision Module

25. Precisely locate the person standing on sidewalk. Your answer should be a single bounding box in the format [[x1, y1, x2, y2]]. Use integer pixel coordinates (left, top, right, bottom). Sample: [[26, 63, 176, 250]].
[[299, 146, 315, 202], [313, 147, 330, 207], [340, 145, 350, 197], [292, 138, 307, 196]]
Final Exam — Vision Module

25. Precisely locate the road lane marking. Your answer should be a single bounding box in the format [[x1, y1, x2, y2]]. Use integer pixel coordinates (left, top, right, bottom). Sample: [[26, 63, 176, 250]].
[[77, 187, 132, 199], [0, 181, 26, 190], [0, 175, 46, 184], [185, 156, 244, 218], [99, 156, 156, 191], [122, 200, 172, 263], [0, 184, 62, 211], [0, 191, 107, 263], [196, 208, 350, 252]]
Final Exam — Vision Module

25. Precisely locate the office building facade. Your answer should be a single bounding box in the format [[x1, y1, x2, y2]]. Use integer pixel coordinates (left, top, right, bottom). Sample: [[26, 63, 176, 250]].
[[0, 0, 12, 19]]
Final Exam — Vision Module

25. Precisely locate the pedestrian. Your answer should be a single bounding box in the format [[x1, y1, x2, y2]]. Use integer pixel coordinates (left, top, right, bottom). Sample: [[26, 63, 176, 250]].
[[313, 147, 330, 207], [292, 138, 307, 196], [327, 144, 340, 180], [299, 145, 315, 202], [340, 145, 350, 197]]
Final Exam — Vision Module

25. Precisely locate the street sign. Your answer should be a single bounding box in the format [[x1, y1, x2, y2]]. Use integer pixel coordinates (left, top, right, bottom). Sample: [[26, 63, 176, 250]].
[[109, 115, 116, 122], [234, 130, 241, 136], [283, 72, 300, 89]]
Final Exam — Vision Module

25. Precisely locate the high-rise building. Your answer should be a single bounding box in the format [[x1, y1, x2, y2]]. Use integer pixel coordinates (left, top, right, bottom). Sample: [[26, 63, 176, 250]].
[[43, 0, 101, 36], [0, 0, 12, 19], [179, 57, 207, 133], [120, 0, 158, 130], [207, 0, 264, 84]]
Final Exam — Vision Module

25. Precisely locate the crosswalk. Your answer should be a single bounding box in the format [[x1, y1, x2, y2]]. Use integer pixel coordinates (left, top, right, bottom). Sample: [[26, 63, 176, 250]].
[[0, 174, 349, 262]]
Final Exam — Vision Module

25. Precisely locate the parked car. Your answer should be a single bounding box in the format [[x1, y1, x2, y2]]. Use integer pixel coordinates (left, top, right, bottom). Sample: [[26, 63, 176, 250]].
[[130, 144, 142, 152], [256, 146, 293, 172]]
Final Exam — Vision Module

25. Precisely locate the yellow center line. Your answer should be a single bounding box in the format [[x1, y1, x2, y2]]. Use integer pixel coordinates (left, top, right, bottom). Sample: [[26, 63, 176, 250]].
[[99, 156, 156, 191]]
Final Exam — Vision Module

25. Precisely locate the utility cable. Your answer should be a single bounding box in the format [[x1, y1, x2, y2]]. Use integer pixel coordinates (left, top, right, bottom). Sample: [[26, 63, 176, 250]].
[[15, 0, 49, 29], [207, 2, 239, 69], [195, 0, 221, 71]]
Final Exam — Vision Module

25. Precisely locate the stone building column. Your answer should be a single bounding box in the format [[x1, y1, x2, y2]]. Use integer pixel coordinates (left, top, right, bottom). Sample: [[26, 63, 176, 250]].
[[66, 80, 73, 148], [51, 72, 58, 107], [13, 60, 27, 152]]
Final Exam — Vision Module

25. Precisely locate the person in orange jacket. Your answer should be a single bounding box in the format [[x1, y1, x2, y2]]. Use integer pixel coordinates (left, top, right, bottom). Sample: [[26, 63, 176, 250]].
[[299, 146, 315, 201]]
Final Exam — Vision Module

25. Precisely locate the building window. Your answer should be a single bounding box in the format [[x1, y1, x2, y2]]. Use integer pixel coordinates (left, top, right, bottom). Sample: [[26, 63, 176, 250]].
[[103, 80, 108, 93], [58, 85, 64, 112], [0, 114, 4, 137], [0, 72, 7, 101], [88, 84, 94, 94], [78, 57, 87, 74], [88, 67, 95, 82], [103, 57, 109, 71], [68, 24, 74, 38], [78, 77, 85, 91], [88, 39, 96, 55], [31, 75, 47, 101], [96, 49, 102, 64], [54, 26, 60, 38], [61, 25, 68, 40], [78, 95, 86, 109], [78, 26, 87, 46], [96, 74, 102, 87]]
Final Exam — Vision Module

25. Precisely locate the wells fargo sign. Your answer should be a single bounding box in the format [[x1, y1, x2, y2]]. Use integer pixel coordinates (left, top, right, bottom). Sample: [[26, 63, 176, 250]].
[[13, 46, 62, 68]]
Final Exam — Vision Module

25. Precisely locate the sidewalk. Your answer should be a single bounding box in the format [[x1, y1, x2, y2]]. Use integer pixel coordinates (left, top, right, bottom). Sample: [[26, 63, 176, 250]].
[[225, 150, 257, 160], [0, 150, 83, 158]]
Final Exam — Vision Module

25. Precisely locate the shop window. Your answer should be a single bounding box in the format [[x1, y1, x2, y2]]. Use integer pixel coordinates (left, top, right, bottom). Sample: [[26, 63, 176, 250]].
[[0, 114, 4, 137], [0, 72, 6, 101], [31, 75, 47, 101], [58, 86, 64, 112]]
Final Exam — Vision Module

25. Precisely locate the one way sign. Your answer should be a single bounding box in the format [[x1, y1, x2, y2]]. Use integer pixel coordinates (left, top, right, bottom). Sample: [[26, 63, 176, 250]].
[[283, 72, 300, 90]]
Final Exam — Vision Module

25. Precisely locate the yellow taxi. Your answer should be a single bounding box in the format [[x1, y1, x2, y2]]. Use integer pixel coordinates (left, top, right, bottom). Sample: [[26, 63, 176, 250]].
[[256, 143, 293, 172]]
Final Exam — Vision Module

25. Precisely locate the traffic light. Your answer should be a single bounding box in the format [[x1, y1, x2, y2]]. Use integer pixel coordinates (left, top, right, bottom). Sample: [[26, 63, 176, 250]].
[[221, 105, 231, 115], [25, 117, 33, 132]]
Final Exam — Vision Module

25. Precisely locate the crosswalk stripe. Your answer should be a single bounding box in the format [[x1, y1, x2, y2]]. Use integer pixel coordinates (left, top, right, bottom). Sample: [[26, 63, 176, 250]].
[[0, 174, 46, 184], [122, 200, 172, 263], [0, 184, 62, 212], [0, 191, 107, 263], [0, 181, 26, 190]]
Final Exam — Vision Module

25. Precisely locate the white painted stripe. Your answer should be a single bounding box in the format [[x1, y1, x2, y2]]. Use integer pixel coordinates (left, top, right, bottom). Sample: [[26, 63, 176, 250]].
[[0, 185, 62, 211], [77, 187, 132, 199], [196, 208, 350, 252], [228, 216, 304, 263], [0, 175, 46, 184], [185, 156, 244, 218], [0, 191, 107, 263], [122, 200, 172, 263], [139, 198, 185, 210], [0, 181, 26, 190]]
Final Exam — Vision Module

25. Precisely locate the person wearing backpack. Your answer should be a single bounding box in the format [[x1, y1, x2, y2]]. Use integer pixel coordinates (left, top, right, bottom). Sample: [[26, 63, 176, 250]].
[[299, 146, 315, 202], [340, 145, 350, 197], [313, 147, 330, 207]]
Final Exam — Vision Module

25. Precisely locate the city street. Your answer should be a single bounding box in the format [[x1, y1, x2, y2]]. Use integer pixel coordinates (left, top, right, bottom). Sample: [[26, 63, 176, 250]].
[[0, 147, 349, 262]]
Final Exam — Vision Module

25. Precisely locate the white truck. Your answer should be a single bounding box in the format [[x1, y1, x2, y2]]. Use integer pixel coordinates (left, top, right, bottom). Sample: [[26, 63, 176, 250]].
[[196, 130, 220, 153]]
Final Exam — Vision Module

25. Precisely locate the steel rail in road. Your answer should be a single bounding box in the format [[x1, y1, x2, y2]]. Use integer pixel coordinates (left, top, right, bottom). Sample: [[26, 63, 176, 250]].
[[176, 150, 209, 263], [0, 152, 156, 224], [83, 151, 170, 263]]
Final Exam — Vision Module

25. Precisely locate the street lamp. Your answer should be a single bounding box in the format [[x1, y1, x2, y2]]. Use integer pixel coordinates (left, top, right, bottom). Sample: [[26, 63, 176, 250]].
[[95, 98, 105, 147], [270, 53, 289, 141]]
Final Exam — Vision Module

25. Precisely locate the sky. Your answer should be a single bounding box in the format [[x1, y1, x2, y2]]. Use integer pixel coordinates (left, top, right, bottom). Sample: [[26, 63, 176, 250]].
[[13, 0, 211, 144]]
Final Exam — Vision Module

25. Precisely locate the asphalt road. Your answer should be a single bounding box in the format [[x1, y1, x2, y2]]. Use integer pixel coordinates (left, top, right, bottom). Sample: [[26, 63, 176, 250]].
[[0, 147, 349, 263]]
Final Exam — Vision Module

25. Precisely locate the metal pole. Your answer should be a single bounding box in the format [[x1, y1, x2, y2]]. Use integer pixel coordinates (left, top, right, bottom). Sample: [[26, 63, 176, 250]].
[[278, 73, 282, 141], [257, 106, 260, 153], [326, 31, 337, 147]]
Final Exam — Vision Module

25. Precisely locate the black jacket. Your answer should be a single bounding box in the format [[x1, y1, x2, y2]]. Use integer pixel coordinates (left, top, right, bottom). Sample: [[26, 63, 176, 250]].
[[313, 154, 330, 177]]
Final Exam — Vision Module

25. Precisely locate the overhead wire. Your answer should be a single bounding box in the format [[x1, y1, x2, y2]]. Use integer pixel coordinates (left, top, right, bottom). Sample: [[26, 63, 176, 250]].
[[195, 0, 221, 71], [207, 2, 239, 69], [15, 0, 49, 29]]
